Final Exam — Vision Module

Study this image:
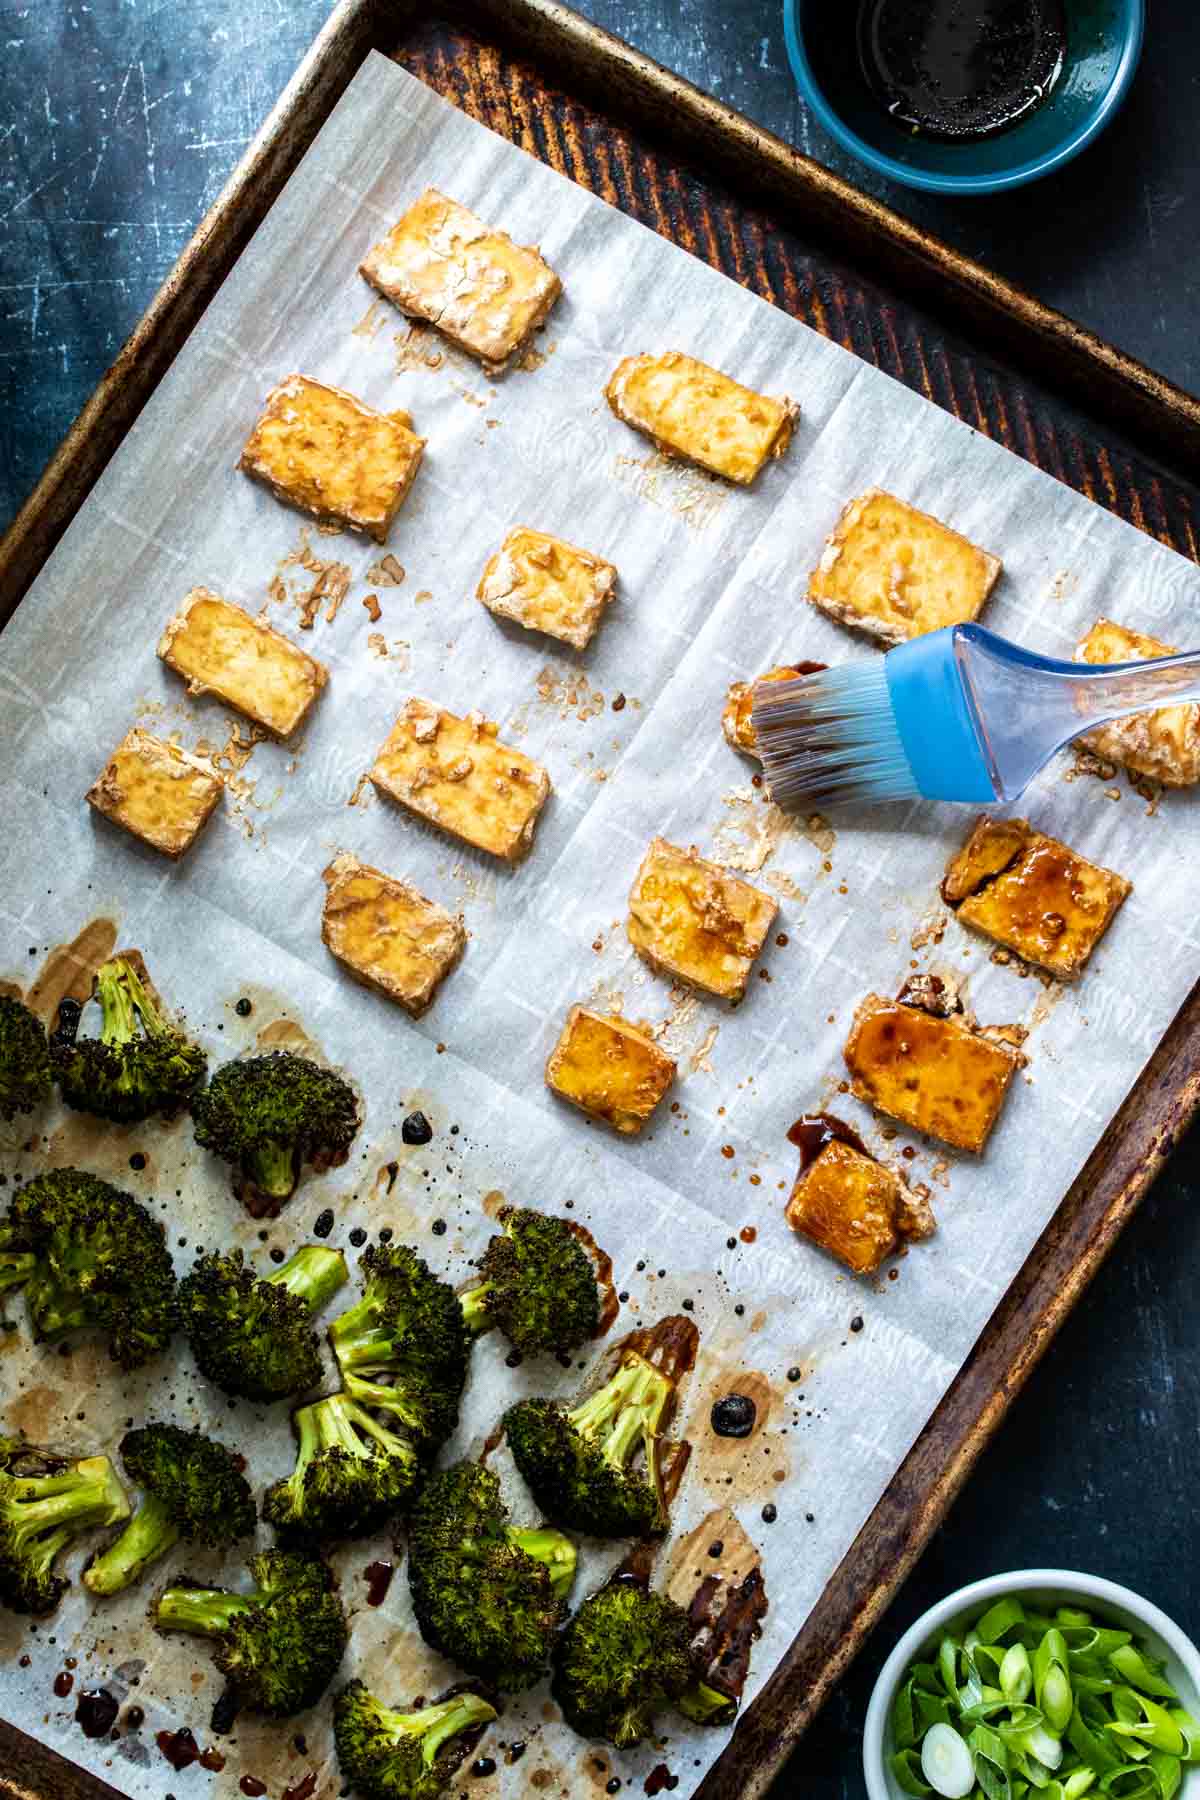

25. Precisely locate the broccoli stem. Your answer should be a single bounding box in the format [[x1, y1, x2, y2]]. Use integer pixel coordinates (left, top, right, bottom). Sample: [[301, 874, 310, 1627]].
[[246, 1138, 298, 1201], [508, 1526, 577, 1602], [157, 1584, 255, 1638], [95, 960, 141, 1049], [83, 1492, 180, 1596], [5, 1457, 131, 1558], [398, 1692, 498, 1766], [24, 1270, 91, 1341], [267, 1245, 348, 1316], [0, 1251, 34, 1296], [677, 1680, 737, 1727], [458, 1283, 493, 1336], [568, 1353, 672, 1472], [338, 1372, 428, 1437]]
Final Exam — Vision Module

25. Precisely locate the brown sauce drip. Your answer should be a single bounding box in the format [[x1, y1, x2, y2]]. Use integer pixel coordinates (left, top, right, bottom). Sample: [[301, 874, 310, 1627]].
[[27, 918, 118, 1024], [364, 1559, 394, 1606], [563, 1217, 619, 1336], [787, 1112, 869, 1173], [687, 1564, 768, 1703], [619, 1313, 699, 1385], [282, 1772, 318, 1800], [53, 1672, 74, 1698], [240, 1779, 268, 1798], [199, 1748, 226, 1772], [645, 1766, 679, 1795], [156, 1727, 200, 1771], [75, 1688, 119, 1739]]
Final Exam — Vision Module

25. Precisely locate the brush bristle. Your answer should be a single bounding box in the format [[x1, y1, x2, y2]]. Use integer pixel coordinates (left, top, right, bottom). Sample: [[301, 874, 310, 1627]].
[[752, 662, 921, 807]]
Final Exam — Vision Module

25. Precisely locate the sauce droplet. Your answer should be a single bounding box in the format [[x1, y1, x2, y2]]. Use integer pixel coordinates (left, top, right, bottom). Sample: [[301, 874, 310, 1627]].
[[156, 1727, 200, 1771], [471, 1758, 498, 1778], [402, 1109, 433, 1145], [761, 1502, 778, 1524], [364, 1559, 394, 1606], [282, 1773, 317, 1800], [313, 1207, 335, 1239], [711, 1393, 757, 1438], [240, 1779, 268, 1798], [54, 1671, 75, 1698], [645, 1767, 679, 1795], [235, 997, 253, 1017], [75, 1688, 119, 1739], [199, 1748, 226, 1772], [787, 1111, 868, 1172]]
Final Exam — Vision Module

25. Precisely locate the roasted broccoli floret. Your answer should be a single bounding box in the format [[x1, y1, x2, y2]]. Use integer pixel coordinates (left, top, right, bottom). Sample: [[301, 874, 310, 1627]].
[[191, 1050, 360, 1218], [328, 1244, 470, 1455], [407, 1462, 576, 1692], [156, 1546, 347, 1727], [334, 1680, 498, 1800], [552, 1569, 694, 1747], [0, 1248, 35, 1326], [50, 957, 206, 1123], [505, 1315, 698, 1538], [179, 1244, 348, 1402], [0, 995, 52, 1121], [84, 1423, 254, 1597], [0, 1168, 178, 1367], [0, 1435, 131, 1615], [458, 1207, 606, 1356], [263, 1394, 423, 1542]]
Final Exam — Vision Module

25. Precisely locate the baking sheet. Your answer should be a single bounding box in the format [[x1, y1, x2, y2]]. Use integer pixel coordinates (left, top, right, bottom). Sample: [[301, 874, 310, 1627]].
[[1, 48, 1199, 1799]]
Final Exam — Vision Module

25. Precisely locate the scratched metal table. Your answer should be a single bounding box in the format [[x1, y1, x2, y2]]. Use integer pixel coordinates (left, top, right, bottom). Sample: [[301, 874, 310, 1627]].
[[1, 5, 1198, 1797]]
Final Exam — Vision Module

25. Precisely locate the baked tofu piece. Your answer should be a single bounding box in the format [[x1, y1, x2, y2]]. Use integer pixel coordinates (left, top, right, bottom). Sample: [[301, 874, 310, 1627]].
[[359, 189, 561, 373], [1075, 617, 1200, 786], [785, 1116, 934, 1276], [545, 1006, 677, 1135], [809, 489, 1001, 647], [86, 728, 223, 859], [157, 588, 328, 738], [627, 838, 777, 1002], [605, 352, 796, 485], [722, 662, 825, 757], [369, 699, 551, 862], [321, 852, 464, 1018], [239, 374, 424, 542], [477, 528, 617, 651], [843, 993, 1020, 1154], [941, 815, 1130, 980]]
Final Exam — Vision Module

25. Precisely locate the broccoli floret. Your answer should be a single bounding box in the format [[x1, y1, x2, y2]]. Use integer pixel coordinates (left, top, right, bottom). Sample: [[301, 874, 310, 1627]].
[[0, 1248, 35, 1327], [0, 1435, 131, 1615], [458, 1208, 604, 1356], [156, 1546, 347, 1727], [263, 1394, 423, 1542], [83, 1424, 254, 1597], [407, 1462, 575, 1693], [551, 1571, 694, 1747], [0, 996, 52, 1121], [1, 1168, 178, 1367], [191, 1050, 360, 1218], [328, 1244, 470, 1455], [50, 957, 206, 1124], [180, 1244, 348, 1402], [505, 1315, 698, 1538], [334, 1680, 498, 1800]]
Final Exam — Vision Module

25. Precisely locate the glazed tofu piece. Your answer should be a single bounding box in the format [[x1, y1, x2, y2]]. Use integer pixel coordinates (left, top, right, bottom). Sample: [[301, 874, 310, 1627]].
[[1075, 617, 1200, 786], [321, 852, 465, 1018], [809, 489, 1001, 646], [941, 815, 1130, 980], [843, 993, 1020, 1154], [359, 188, 561, 373], [785, 1115, 934, 1275], [722, 661, 826, 757], [605, 352, 796, 485], [369, 699, 551, 862], [477, 528, 617, 651], [86, 728, 223, 859], [545, 1006, 677, 1135], [627, 837, 777, 1002], [239, 374, 424, 541], [157, 588, 328, 738]]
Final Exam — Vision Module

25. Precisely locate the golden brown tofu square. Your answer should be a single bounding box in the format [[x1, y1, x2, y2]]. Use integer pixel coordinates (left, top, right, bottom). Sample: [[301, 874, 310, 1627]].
[[722, 662, 825, 757], [809, 489, 1001, 646], [86, 728, 223, 859], [941, 815, 1130, 980], [239, 374, 424, 542], [321, 852, 465, 1018], [369, 699, 551, 862], [545, 1006, 677, 1135], [627, 837, 777, 1002], [1075, 617, 1200, 786], [843, 992, 1020, 1154], [605, 352, 796, 485], [157, 588, 328, 739], [477, 528, 618, 651], [359, 188, 562, 373], [785, 1116, 934, 1275]]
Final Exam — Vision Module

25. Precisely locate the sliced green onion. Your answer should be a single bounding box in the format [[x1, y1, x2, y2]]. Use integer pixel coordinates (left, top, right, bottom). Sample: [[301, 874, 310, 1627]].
[[1002, 1647, 1035, 1707], [1108, 1649, 1178, 1703], [1058, 1610, 1094, 1629], [891, 1747, 934, 1795], [920, 1722, 976, 1798], [1063, 1773, 1097, 1799], [1147, 1751, 1181, 1800], [979, 1599, 1030, 1645], [1106, 1693, 1185, 1757], [1168, 1710, 1200, 1762]]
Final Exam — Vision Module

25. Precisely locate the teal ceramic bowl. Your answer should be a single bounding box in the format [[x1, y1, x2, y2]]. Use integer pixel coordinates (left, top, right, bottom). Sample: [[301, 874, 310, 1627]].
[[782, 0, 1145, 194]]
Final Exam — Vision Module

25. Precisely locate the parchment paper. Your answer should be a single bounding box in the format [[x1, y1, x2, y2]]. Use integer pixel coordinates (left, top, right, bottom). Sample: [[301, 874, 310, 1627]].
[[2, 51, 1199, 1800]]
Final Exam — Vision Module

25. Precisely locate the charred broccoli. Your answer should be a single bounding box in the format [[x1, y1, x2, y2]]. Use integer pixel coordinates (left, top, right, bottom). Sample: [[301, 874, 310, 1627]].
[[191, 1050, 360, 1217], [328, 1244, 470, 1455], [263, 1393, 423, 1542], [458, 1207, 606, 1356], [50, 957, 206, 1123], [504, 1315, 698, 1538], [407, 1461, 576, 1692], [180, 1244, 348, 1402], [334, 1681, 498, 1800], [84, 1423, 254, 1597], [0, 1168, 177, 1367], [0, 1247, 34, 1325], [0, 995, 52, 1121], [156, 1546, 347, 1727], [0, 1435, 131, 1615]]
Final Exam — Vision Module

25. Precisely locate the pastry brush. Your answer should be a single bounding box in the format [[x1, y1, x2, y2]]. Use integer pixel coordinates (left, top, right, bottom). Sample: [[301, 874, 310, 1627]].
[[752, 622, 1200, 808]]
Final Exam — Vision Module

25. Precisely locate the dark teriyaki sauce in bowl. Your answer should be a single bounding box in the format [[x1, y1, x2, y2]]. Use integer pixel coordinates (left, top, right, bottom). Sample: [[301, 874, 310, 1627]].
[[857, 0, 1067, 139]]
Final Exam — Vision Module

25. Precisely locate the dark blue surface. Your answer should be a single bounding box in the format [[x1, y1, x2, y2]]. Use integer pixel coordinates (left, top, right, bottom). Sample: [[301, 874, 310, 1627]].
[[1, 6, 1197, 1796]]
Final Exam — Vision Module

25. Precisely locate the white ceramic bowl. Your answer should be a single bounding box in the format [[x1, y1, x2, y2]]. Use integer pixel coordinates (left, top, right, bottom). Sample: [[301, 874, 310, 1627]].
[[864, 1570, 1200, 1800]]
